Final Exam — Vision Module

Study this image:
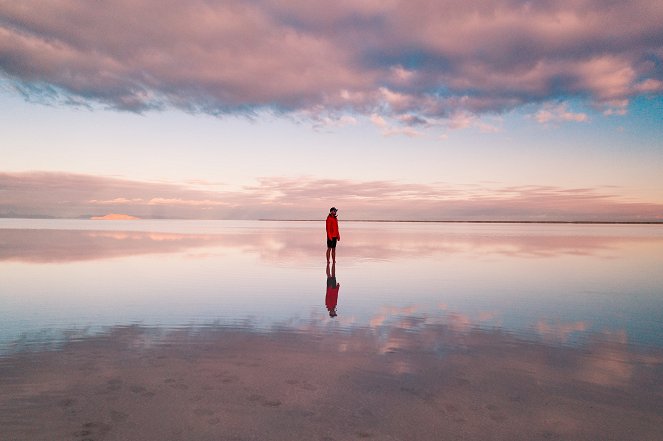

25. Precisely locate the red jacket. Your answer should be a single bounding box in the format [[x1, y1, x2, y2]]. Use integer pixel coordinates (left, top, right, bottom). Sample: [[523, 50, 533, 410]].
[[326, 214, 340, 240]]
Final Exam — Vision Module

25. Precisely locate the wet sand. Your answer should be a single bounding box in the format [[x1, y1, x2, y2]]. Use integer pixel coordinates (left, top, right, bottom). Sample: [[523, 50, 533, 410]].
[[2, 324, 662, 441]]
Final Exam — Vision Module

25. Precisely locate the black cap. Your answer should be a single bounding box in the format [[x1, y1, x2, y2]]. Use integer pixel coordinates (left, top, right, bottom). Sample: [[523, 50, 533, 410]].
[[330, 207, 337, 212]]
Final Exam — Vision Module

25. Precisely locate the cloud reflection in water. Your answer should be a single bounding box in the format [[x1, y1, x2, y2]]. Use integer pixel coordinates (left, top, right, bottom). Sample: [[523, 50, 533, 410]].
[[1, 221, 662, 355]]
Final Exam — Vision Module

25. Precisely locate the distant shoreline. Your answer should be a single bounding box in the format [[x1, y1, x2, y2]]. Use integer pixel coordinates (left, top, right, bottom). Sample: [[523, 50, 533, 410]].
[[1, 217, 661, 225], [259, 219, 663, 225]]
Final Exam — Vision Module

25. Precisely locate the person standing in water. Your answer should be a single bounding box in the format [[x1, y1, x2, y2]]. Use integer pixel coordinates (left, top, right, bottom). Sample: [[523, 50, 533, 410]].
[[326, 207, 340, 263]]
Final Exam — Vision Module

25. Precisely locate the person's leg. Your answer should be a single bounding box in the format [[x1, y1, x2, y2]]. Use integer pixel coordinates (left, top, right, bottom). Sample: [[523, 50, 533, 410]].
[[326, 247, 331, 263], [331, 247, 336, 263]]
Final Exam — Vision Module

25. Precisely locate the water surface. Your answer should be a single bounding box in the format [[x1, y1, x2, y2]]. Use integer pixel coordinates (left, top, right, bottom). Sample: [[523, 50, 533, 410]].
[[1, 220, 662, 440]]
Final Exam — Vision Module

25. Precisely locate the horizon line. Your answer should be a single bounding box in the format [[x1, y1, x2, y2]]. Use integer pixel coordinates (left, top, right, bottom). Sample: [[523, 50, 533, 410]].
[[1, 216, 662, 225], [260, 219, 663, 224]]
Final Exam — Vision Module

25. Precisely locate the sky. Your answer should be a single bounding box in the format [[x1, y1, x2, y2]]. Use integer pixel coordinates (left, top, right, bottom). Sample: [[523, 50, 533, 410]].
[[1, 0, 662, 221]]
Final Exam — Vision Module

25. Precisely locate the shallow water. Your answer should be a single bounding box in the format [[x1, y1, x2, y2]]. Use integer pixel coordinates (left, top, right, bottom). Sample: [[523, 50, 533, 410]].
[[1, 220, 662, 440], [2, 219, 662, 351]]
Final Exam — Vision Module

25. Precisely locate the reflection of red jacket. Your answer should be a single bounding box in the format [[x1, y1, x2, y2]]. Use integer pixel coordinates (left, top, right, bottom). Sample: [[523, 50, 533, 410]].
[[326, 214, 340, 240], [326, 285, 339, 310]]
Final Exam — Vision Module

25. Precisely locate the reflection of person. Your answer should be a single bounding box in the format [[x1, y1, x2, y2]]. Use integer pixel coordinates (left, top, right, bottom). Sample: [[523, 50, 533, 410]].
[[326, 207, 340, 263], [325, 262, 340, 317]]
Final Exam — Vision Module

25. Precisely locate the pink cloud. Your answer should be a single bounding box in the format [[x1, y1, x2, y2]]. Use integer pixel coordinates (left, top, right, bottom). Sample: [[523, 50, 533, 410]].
[[1, 0, 661, 123], [146, 198, 232, 207], [2, 171, 663, 222], [534, 103, 588, 124]]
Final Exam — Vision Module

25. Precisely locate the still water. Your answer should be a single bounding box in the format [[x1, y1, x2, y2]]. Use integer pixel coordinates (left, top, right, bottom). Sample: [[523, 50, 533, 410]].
[[1, 220, 662, 440]]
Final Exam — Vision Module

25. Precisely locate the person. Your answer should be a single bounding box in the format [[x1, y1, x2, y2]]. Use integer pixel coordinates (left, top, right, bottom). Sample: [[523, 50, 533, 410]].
[[326, 207, 340, 263], [325, 261, 339, 317]]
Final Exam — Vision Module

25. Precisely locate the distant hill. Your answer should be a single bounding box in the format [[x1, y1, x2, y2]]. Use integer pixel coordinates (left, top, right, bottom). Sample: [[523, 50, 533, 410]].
[[90, 214, 140, 220]]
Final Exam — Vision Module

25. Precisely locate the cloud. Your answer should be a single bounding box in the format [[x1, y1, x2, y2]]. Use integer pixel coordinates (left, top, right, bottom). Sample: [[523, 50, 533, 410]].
[[0, 171, 250, 219], [370, 113, 423, 136], [1, 171, 663, 221], [90, 198, 144, 205], [146, 198, 231, 207], [370, 114, 388, 128], [534, 102, 588, 124], [1, 0, 661, 125]]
